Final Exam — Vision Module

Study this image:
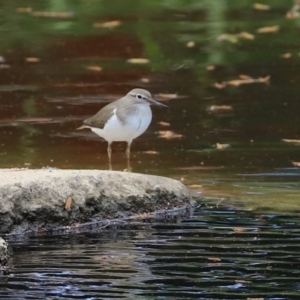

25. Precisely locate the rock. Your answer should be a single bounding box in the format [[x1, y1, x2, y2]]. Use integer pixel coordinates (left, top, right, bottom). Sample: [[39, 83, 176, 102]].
[[0, 169, 193, 235], [0, 238, 9, 266]]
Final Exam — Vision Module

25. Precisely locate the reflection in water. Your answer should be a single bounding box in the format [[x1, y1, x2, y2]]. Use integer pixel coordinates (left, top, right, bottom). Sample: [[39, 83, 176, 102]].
[[0, 1, 299, 209], [2, 205, 300, 299]]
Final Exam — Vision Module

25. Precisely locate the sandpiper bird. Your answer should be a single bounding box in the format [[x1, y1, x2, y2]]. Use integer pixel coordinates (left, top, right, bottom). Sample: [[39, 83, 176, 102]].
[[77, 88, 167, 170]]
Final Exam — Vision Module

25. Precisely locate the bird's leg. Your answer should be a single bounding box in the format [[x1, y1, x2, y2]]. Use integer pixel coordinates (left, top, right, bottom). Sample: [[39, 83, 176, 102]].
[[107, 142, 112, 170], [125, 141, 132, 172]]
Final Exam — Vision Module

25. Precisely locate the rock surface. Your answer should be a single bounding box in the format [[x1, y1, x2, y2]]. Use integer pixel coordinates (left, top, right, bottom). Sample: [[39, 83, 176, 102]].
[[0, 238, 9, 266], [0, 168, 193, 235]]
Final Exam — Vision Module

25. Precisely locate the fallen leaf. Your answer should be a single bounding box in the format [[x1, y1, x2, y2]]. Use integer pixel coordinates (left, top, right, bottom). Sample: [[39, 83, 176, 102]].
[[215, 82, 226, 89], [188, 184, 202, 189], [86, 66, 102, 72], [216, 143, 231, 150], [286, 3, 300, 19], [94, 20, 121, 28], [228, 79, 254, 86], [215, 75, 270, 88], [176, 166, 225, 171], [257, 25, 279, 33], [208, 257, 221, 262], [235, 279, 252, 283], [16, 7, 32, 13], [65, 197, 73, 210], [258, 75, 270, 83], [158, 130, 183, 139], [281, 53, 292, 58], [14, 117, 53, 123], [292, 161, 300, 167], [208, 105, 232, 111], [234, 227, 246, 233], [253, 3, 270, 10], [26, 57, 40, 63], [158, 121, 170, 127], [282, 138, 300, 144], [93, 255, 109, 261], [217, 32, 254, 43], [286, 10, 300, 19], [236, 31, 255, 40], [206, 65, 215, 71], [31, 11, 74, 18], [186, 41, 195, 48], [144, 150, 159, 155], [1, 168, 28, 172], [127, 58, 149, 64], [140, 77, 149, 83], [157, 93, 178, 99], [129, 213, 154, 220], [217, 33, 239, 43], [239, 74, 252, 79]]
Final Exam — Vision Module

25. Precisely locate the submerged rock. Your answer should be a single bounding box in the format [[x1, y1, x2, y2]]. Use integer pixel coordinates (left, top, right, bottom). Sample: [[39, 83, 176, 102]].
[[0, 169, 193, 235]]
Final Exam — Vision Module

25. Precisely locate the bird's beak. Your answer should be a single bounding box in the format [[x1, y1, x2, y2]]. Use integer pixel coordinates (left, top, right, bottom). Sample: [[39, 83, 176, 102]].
[[148, 97, 168, 107]]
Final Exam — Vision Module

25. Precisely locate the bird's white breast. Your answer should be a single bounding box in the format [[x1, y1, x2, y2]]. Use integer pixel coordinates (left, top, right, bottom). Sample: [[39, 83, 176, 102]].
[[91, 105, 152, 143]]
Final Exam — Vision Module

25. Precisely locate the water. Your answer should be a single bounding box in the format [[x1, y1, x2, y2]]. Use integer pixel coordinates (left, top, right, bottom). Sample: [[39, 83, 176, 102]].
[[2, 204, 300, 299], [1, 1, 300, 209], [1, 0, 300, 298]]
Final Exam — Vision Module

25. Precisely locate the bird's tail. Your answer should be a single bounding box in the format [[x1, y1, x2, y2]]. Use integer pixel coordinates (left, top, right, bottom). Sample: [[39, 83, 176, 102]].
[[76, 125, 89, 130]]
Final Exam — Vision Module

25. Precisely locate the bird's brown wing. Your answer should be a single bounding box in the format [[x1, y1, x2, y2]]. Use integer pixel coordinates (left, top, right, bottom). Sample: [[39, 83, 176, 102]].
[[83, 101, 118, 129]]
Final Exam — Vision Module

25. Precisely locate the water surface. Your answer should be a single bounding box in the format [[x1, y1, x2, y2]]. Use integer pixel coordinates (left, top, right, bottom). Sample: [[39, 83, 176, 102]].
[[1, 1, 300, 298], [2, 204, 300, 299]]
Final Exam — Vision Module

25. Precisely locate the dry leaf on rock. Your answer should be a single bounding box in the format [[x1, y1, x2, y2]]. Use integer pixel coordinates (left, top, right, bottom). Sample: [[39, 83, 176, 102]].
[[65, 197, 73, 210]]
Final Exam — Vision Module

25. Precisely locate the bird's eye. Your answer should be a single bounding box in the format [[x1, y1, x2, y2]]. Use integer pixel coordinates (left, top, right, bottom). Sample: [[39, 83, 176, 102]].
[[136, 94, 143, 99]]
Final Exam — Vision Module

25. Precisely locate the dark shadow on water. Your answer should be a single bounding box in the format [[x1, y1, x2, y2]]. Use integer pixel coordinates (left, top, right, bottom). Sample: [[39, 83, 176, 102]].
[[2, 203, 300, 300]]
